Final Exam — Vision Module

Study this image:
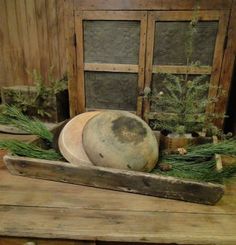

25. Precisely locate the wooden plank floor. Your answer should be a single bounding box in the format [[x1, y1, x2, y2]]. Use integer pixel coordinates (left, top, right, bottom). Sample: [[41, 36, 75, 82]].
[[0, 134, 236, 244]]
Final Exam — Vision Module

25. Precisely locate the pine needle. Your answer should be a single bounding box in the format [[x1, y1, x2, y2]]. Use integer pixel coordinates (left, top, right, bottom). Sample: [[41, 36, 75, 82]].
[[162, 138, 236, 162], [0, 140, 62, 161], [153, 139, 236, 183], [187, 139, 236, 156], [153, 159, 236, 183], [0, 105, 53, 143]]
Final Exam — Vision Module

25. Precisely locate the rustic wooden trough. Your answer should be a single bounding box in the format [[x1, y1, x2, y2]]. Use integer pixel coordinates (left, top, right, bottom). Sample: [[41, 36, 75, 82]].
[[3, 125, 225, 205], [4, 154, 224, 205]]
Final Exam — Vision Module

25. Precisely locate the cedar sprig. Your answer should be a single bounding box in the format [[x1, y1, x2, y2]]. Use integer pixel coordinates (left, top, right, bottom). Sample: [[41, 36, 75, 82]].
[[0, 140, 62, 161], [0, 105, 53, 143]]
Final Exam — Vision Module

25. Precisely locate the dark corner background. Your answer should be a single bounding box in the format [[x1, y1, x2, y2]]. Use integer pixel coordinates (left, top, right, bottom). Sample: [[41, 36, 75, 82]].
[[225, 56, 236, 134]]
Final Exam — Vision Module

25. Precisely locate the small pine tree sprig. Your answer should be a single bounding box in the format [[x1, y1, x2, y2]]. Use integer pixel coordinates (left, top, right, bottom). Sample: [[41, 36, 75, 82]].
[[4, 69, 68, 119], [147, 6, 225, 135], [149, 73, 223, 134]]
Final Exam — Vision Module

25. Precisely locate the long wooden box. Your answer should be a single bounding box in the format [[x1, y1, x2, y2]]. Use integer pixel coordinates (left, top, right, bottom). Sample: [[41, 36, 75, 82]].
[[3, 127, 225, 205]]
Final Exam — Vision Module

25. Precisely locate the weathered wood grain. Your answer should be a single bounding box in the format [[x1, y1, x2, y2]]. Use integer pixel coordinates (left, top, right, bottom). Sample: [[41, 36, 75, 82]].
[[152, 65, 212, 74], [57, 0, 67, 78], [84, 63, 139, 73], [0, 133, 37, 142], [74, 0, 232, 11], [0, 237, 94, 245], [206, 10, 230, 116], [142, 12, 154, 121], [0, 125, 30, 135], [0, 0, 11, 86], [75, 11, 86, 114], [0, 159, 235, 214], [0, 0, 69, 87], [65, 0, 78, 117], [5, 0, 25, 85], [3, 154, 224, 205], [151, 10, 222, 21], [35, 0, 50, 83], [137, 12, 147, 117], [0, 145, 236, 244], [0, 205, 236, 244], [25, 0, 41, 76], [46, 0, 60, 78], [81, 10, 148, 20], [15, 0, 31, 85], [0, 146, 234, 214], [215, 0, 236, 128]]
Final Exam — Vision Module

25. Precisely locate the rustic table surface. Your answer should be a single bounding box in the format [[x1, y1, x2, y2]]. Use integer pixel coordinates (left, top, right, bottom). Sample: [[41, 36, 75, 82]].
[[0, 133, 236, 245]]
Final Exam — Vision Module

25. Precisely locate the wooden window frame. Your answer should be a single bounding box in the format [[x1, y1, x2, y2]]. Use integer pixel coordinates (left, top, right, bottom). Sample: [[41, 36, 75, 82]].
[[75, 10, 147, 116], [144, 10, 230, 121], [68, 7, 230, 128]]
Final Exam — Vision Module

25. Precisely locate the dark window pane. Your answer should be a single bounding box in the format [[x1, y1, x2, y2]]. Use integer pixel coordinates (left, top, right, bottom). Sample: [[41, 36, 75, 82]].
[[84, 20, 140, 64], [85, 72, 138, 111], [153, 21, 218, 66]]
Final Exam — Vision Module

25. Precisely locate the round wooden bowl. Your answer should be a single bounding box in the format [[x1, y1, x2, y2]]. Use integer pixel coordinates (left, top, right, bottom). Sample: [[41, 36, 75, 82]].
[[58, 111, 101, 166], [83, 110, 159, 172]]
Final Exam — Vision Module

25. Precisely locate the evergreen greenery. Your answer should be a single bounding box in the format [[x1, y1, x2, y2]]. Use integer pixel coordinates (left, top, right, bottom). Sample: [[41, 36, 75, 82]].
[[0, 105, 62, 161], [0, 140, 62, 161], [147, 4, 224, 135], [149, 74, 223, 134], [0, 105, 53, 143], [153, 159, 236, 183], [162, 138, 236, 162], [153, 139, 236, 183], [4, 68, 67, 119], [0, 107, 235, 183], [149, 74, 206, 133]]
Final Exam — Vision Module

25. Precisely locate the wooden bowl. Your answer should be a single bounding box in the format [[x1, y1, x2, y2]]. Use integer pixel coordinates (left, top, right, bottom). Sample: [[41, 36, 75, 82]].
[[58, 111, 101, 166], [83, 110, 159, 172]]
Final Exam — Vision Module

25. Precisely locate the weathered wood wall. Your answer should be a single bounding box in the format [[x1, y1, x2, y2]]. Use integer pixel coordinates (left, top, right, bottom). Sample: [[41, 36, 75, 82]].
[[0, 0, 67, 87]]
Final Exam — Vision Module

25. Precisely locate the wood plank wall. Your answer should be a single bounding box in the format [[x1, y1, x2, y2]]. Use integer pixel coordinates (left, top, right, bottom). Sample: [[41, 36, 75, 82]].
[[0, 0, 67, 87]]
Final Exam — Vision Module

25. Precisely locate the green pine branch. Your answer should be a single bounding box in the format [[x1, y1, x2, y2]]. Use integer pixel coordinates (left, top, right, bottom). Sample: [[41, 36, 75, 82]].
[[153, 139, 236, 183], [0, 105, 53, 143], [0, 140, 62, 161]]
